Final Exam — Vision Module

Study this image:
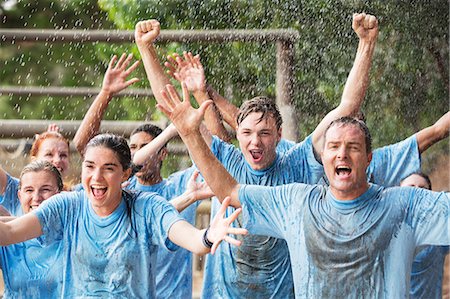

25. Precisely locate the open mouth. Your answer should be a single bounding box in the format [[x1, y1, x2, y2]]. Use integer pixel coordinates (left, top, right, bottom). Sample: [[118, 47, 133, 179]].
[[91, 186, 107, 198], [335, 166, 352, 176], [249, 149, 263, 162]]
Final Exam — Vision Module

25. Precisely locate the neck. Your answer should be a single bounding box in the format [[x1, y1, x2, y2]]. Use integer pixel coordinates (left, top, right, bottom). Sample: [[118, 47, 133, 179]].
[[330, 183, 370, 201]]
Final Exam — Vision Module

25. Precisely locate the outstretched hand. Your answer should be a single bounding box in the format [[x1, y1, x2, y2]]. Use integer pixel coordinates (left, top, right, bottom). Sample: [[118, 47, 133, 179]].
[[157, 82, 212, 137], [135, 19, 161, 48], [165, 52, 206, 93], [352, 13, 378, 42], [185, 170, 214, 201], [102, 53, 140, 96], [207, 197, 248, 254]]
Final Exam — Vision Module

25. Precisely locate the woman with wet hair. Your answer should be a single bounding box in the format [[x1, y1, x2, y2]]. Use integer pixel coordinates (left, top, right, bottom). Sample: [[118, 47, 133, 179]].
[[0, 128, 72, 217], [0, 160, 64, 298], [0, 133, 246, 298]]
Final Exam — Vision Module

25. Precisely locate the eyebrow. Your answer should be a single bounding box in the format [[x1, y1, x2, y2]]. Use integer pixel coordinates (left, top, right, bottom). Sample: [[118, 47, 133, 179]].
[[84, 160, 119, 167]]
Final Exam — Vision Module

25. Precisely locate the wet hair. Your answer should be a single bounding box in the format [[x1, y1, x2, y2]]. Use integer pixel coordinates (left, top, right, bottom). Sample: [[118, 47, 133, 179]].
[[401, 172, 432, 190], [19, 160, 64, 192], [353, 110, 366, 123], [85, 134, 131, 171], [30, 131, 70, 158], [85, 133, 136, 237], [324, 117, 372, 154], [131, 124, 166, 148], [237, 96, 283, 130]]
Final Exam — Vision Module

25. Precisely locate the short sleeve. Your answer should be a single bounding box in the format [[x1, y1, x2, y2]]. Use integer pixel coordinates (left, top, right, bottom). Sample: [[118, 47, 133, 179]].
[[239, 183, 311, 239], [33, 192, 74, 244], [406, 188, 450, 247], [283, 134, 324, 184], [368, 135, 420, 187], [143, 193, 183, 251], [0, 174, 21, 215]]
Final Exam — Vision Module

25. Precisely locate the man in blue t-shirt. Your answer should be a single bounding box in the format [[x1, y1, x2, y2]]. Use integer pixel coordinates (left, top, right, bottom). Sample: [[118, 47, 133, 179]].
[[126, 123, 211, 299], [142, 12, 379, 298], [160, 92, 450, 298]]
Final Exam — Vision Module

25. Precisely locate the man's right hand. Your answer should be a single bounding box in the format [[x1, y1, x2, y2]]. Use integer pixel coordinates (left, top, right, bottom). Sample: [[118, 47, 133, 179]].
[[352, 13, 378, 42], [135, 19, 161, 48]]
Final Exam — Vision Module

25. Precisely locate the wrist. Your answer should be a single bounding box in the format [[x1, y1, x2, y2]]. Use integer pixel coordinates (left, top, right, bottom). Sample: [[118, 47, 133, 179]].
[[193, 89, 209, 103], [202, 227, 214, 249]]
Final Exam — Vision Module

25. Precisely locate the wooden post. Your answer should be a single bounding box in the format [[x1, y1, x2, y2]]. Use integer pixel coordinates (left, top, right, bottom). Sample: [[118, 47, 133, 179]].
[[276, 40, 298, 141]]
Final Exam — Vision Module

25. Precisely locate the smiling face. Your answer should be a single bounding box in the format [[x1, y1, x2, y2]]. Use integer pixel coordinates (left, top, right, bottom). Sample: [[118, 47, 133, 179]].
[[322, 124, 372, 200], [236, 112, 282, 171], [82, 146, 131, 217], [34, 138, 70, 176], [18, 170, 60, 214]]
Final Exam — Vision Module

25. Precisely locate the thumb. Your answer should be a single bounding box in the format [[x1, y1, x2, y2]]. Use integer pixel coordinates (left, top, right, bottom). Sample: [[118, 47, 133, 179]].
[[198, 100, 213, 117]]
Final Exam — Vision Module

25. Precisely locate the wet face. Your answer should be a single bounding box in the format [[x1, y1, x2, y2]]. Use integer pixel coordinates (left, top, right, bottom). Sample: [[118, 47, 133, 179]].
[[18, 170, 60, 214], [34, 138, 70, 176], [82, 146, 131, 217], [236, 112, 281, 171], [322, 124, 372, 200], [400, 174, 430, 190], [129, 132, 164, 181]]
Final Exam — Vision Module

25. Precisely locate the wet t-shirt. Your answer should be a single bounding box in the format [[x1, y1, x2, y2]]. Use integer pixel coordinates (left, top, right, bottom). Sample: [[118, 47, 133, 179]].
[[202, 135, 323, 299], [0, 174, 21, 216], [34, 190, 182, 298], [240, 183, 450, 298], [127, 167, 199, 299], [410, 245, 449, 298], [0, 173, 64, 298]]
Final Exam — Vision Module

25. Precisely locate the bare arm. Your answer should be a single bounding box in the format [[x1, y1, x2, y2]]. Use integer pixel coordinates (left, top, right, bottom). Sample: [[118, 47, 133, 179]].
[[165, 52, 232, 142], [206, 85, 240, 130], [132, 123, 179, 166], [0, 213, 42, 246], [157, 83, 241, 207], [135, 19, 171, 107], [73, 54, 140, 156], [170, 170, 214, 212], [168, 197, 246, 255], [416, 111, 450, 153], [312, 13, 378, 155], [0, 216, 15, 222]]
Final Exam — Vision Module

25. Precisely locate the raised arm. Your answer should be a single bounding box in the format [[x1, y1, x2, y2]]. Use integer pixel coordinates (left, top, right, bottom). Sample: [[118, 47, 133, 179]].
[[312, 13, 378, 155], [132, 123, 178, 166], [0, 212, 42, 246], [135, 19, 171, 107], [170, 170, 214, 212], [416, 111, 450, 153], [73, 54, 140, 155], [157, 83, 241, 207], [168, 197, 247, 255], [165, 52, 232, 142]]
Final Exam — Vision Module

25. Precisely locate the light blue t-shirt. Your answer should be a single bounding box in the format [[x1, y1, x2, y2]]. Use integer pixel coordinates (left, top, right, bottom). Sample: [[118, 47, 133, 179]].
[[367, 135, 420, 186], [239, 183, 450, 298], [410, 244, 449, 298], [0, 174, 64, 298], [0, 174, 21, 216], [34, 190, 183, 298], [202, 135, 322, 299], [127, 167, 199, 299]]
